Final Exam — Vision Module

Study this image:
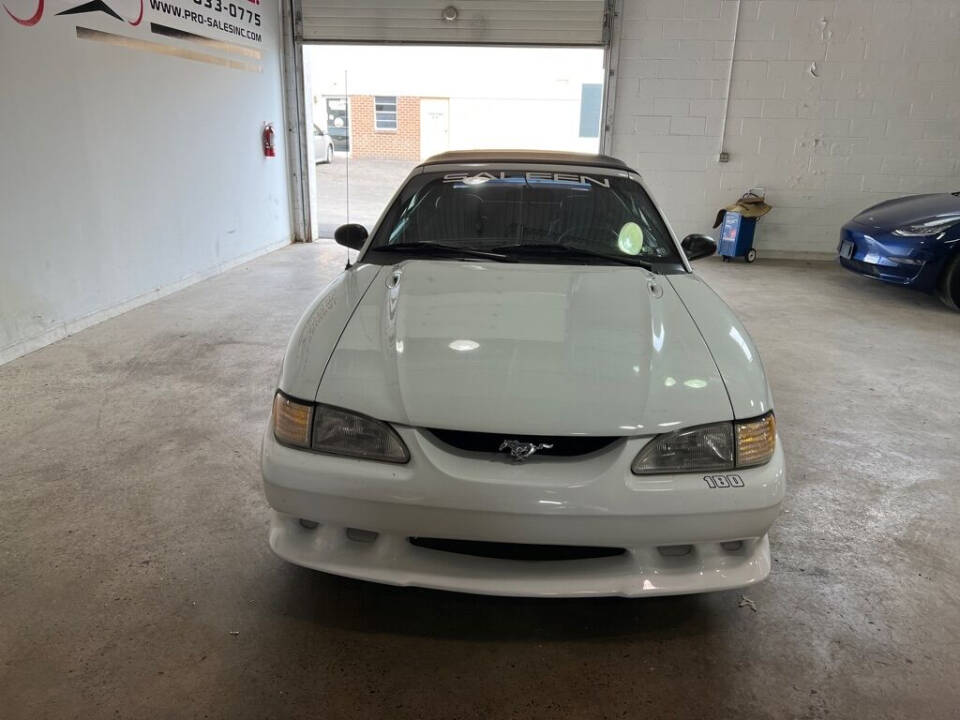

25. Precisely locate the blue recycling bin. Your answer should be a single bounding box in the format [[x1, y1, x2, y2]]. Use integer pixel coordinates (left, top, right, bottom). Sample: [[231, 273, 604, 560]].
[[718, 211, 759, 263]]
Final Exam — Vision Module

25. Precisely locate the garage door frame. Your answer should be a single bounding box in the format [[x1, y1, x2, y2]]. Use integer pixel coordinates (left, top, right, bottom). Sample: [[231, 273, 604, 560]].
[[281, 0, 622, 243], [282, 0, 313, 242]]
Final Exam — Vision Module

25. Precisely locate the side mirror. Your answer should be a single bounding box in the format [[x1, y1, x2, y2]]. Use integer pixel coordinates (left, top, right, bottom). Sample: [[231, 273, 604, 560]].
[[681, 234, 717, 261], [334, 223, 368, 251]]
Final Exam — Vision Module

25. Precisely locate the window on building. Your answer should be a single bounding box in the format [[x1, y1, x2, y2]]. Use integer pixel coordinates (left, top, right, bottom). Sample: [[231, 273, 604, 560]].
[[579, 84, 602, 138], [374, 96, 398, 131]]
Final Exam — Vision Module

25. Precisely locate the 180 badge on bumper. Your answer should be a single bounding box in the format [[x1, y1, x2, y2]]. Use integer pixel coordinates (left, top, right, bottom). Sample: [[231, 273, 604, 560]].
[[703, 475, 744, 489]]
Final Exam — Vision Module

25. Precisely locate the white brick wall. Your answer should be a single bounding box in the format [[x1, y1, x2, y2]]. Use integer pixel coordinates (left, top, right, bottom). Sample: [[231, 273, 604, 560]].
[[612, 0, 960, 256]]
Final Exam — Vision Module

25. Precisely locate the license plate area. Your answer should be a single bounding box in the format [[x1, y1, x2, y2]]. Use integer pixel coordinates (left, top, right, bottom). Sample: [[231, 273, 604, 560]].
[[839, 239, 855, 259]]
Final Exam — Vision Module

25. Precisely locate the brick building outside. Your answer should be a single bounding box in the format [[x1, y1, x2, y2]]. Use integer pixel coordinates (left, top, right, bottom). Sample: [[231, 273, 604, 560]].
[[310, 47, 605, 164], [347, 95, 422, 160]]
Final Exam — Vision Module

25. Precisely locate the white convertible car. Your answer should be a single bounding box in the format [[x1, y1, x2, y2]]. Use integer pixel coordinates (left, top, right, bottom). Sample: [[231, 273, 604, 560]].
[[262, 150, 784, 597]]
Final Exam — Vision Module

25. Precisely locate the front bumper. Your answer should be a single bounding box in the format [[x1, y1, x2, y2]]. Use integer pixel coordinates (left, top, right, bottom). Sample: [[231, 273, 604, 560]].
[[837, 224, 941, 289], [261, 426, 785, 597]]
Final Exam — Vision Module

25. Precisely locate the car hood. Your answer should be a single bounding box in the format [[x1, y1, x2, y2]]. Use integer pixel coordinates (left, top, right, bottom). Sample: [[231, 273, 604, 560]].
[[852, 193, 960, 230], [314, 261, 734, 436]]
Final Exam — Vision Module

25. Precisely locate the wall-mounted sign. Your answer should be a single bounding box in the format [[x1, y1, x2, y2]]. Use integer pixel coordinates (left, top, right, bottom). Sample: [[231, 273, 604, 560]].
[[3, 0, 264, 71]]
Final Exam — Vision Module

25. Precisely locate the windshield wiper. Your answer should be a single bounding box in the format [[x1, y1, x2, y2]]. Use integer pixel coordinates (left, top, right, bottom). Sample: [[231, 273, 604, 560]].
[[492, 243, 652, 269], [368, 241, 515, 262]]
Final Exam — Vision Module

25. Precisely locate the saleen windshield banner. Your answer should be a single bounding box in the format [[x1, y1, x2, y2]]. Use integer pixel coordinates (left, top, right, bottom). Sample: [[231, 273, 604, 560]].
[[443, 171, 612, 188]]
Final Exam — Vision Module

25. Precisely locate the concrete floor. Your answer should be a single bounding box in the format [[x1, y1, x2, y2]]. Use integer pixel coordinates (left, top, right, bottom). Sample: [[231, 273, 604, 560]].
[[2, 244, 959, 719]]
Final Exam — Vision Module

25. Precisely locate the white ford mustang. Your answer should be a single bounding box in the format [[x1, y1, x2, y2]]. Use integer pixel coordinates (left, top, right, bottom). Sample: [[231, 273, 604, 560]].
[[262, 150, 785, 597]]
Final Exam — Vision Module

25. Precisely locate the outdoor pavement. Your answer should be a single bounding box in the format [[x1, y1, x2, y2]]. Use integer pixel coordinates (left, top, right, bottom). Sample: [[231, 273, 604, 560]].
[[1, 244, 959, 719], [315, 156, 416, 237]]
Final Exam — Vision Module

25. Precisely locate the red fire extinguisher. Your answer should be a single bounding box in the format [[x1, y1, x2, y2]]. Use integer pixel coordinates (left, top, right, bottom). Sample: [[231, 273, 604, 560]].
[[262, 122, 276, 158]]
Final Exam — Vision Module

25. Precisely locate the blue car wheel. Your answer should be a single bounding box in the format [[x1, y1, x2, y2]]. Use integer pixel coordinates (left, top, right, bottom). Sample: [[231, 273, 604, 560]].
[[938, 253, 960, 311]]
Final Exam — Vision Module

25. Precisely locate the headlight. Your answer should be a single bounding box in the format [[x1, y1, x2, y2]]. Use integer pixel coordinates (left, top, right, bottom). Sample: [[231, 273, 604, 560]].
[[631, 412, 775, 474], [632, 421, 734, 474], [311, 404, 410, 463], [272, 392, 410, 463], [892, 217, 959, 237]]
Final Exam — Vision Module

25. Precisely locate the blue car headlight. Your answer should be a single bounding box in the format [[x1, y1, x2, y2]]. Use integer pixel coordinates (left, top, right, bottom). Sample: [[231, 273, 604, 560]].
[[892, 217, 960, 237]]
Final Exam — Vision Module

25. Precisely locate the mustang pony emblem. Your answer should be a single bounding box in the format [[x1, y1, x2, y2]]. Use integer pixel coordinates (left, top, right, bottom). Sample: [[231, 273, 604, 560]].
[[499, 439, 553, 462]]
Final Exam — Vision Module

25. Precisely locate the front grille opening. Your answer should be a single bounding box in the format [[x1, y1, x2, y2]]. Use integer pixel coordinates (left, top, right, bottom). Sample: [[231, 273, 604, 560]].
[[409, 537, 626, 561], [427, 429, 619, 457], [844, 258, 883, 276]]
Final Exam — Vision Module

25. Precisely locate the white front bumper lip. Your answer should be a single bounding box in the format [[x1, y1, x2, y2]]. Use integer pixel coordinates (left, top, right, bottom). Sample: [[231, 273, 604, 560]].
[[261, 426, 785, 597], [268, 512, 773, 598]]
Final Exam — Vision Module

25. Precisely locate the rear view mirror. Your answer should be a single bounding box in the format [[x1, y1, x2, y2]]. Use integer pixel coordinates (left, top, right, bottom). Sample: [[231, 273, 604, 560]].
[[334, 223, 368, 251], [681, 234, 717, 261]]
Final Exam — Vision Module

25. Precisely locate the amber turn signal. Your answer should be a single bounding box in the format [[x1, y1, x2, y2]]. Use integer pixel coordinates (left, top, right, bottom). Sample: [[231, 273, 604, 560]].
[[273, 392, 313, 449], [735, 412, 776, 467]]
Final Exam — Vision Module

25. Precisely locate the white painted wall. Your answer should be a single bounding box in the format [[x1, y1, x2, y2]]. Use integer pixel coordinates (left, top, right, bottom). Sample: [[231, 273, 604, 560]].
[[613, 0, 960, 256], [309, 45, 604, 100], [307, 45, 605, 154], [0, 1, 291, 363], [448, 98, 601, 154]]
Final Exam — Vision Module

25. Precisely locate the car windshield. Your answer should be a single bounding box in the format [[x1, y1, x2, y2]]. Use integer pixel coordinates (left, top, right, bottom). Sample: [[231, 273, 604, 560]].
[[364, 170, 684, 270]]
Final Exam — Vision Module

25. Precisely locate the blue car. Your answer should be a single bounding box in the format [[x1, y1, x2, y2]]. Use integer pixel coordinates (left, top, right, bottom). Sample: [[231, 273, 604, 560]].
[[838, 192, 960, 310]]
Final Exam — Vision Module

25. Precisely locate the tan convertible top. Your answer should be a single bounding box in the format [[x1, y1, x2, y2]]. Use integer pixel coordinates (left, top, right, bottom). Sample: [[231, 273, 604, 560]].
[[419, 149, 635, 173]]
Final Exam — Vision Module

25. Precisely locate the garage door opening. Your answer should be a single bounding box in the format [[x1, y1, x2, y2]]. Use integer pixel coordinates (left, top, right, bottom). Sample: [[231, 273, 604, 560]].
[[304, 44, 606, 237]]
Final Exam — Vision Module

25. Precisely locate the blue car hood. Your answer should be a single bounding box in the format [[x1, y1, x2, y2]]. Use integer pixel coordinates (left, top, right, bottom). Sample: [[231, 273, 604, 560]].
[[853, 193, 960, 230]]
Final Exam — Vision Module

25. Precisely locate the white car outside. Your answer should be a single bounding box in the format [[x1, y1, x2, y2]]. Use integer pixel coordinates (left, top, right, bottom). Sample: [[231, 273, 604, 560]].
[[313, 124, 334, 164], [262, 150, 784, 598]]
